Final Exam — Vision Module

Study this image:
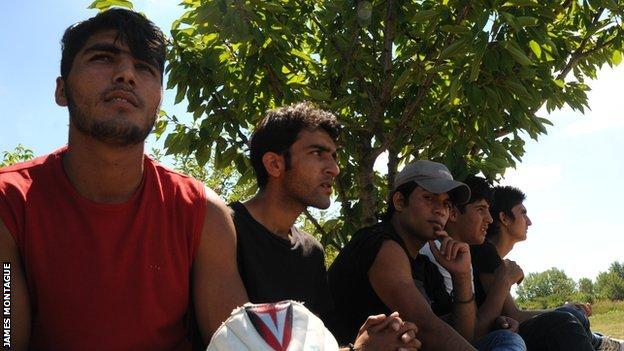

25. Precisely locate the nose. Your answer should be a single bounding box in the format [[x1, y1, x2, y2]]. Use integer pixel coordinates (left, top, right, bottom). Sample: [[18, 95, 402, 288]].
[[431, 198, 448, 217], [486, 211, 494, 224], [325, 157, 340, 177], [112, 57, 136, 87], [526, 216, 532, 226]]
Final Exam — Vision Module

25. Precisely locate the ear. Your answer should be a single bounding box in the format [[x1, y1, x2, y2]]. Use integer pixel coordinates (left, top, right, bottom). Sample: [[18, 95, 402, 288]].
[[448, 205, 459, 222], [498, 211, 509, 225], [55, 77, 68, 106], [392, 191, 406, 212], [261, 151, 286, 180]]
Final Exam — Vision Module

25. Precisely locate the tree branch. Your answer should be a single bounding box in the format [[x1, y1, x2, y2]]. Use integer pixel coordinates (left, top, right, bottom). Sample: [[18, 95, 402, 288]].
[[556, 7, 605, 80], [382, 4, 472, 151], [369, 0, 397, 130], [303, 209, 330, 240]]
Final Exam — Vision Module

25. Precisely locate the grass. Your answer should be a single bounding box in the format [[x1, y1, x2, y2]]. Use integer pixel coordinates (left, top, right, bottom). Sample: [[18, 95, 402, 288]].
[[590, 300, 624, 339]]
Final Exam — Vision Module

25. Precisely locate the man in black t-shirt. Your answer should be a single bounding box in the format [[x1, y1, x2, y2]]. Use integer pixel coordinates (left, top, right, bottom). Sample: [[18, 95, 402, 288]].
[[470, 185, 610, 351], [329, 160, 513, 351], [232, 102, 421, 351]]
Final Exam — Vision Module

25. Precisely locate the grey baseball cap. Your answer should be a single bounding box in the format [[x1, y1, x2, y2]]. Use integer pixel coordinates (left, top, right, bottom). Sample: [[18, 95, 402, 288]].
[[394, 160, 471, 204]]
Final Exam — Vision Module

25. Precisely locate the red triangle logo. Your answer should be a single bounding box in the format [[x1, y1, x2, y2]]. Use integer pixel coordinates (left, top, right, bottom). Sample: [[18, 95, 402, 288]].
[[246, 301, 293, 351]]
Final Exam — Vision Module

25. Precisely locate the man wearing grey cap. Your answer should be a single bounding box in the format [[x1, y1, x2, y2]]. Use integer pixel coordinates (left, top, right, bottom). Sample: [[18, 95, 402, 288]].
[[327, 161, 526, 351]]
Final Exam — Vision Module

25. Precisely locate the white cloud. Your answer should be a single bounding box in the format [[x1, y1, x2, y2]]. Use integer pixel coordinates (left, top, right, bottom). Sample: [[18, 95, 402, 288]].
[[562, 64, 624, 137]]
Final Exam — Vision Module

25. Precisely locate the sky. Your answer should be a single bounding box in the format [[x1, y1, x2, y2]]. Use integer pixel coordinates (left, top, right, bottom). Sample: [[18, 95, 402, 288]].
[[1, 1, 622, 283]]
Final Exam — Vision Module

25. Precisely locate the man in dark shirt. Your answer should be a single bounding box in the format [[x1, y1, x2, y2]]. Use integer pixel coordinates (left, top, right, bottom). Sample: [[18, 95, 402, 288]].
[[420, 176, 525, 338], [231, 102, 421, 350], [470, 185, 611, 351], [329, 160, 490, 351]]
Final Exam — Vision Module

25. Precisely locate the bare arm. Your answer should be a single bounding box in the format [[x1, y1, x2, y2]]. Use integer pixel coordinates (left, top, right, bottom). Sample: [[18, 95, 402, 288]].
[[368, 241, 475, 351], [475, 259, 523, 337], [429, 238, 476, 341], [479, 272, 542, 323], [192, 188, 248, 343], [0, 219, 30, 351]]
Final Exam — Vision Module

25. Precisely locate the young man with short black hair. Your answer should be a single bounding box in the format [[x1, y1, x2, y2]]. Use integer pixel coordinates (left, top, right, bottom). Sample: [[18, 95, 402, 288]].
[[329, 161, 524, 350], [470, 185, 621, 351], [420, 176, 525, 339], [0, 9, 246, 350], [232, 102, 421, 350]]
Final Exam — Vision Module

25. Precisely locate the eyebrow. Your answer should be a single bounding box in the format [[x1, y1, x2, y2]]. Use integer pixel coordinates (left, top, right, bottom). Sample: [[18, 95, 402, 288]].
[[307, 144, 337, 156], [82, 43, 125, 56]]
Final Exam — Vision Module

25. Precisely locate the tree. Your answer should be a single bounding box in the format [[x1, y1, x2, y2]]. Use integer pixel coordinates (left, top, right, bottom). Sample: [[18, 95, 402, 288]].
[[595, 261, 624, 301], [516, 267, 576, 309], [1, 145, 34, 167], [91, 0, 624, 247], [575, 277, 595, 303]]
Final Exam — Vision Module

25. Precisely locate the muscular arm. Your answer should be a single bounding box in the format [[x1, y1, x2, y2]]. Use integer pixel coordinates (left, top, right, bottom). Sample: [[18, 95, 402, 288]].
[[192, 188, 248, 343], [479, 273, 541, 323], [448, 272, 476, 341], [368, 241, 475, 351], [0, 219, 30, 351], [474, 273, 514, 337]]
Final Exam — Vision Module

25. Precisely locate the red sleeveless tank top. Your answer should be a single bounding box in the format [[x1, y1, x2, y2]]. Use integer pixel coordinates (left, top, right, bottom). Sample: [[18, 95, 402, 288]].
[[0, 148, 206, 350]]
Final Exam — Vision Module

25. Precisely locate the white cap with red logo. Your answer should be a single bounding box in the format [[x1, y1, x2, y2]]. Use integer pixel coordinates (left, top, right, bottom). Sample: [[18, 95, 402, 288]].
[[207, 300, 339, 351]]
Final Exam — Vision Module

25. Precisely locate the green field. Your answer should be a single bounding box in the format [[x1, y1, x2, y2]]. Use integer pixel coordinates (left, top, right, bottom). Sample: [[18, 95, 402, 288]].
[[590, 300, 624, 339]]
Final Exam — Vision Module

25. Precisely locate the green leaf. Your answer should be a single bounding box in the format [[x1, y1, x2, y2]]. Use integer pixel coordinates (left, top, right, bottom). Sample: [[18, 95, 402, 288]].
[[506, 81, 532, 99], [439, 37, 469, 59], [175, 84, 187, 104], [502, 41, 532, 66], [529, 40, 542, 58], [291, 49, 312, 62], [502, 0, 538, 6], [516, 16, 539, 27], [439, 25, 470, 34], [195, 143, 211, 167], [411, 8, 441, 23], [153, 119, 168, 139], [88, 0, 134, 10], [612, 50, 622, 66], [303, 88, 331, 101]]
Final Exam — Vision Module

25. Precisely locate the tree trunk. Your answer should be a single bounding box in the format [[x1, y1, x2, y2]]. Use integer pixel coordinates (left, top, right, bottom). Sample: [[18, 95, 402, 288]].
[[357, 152, 378, 227], [386, 146, 399, 201]]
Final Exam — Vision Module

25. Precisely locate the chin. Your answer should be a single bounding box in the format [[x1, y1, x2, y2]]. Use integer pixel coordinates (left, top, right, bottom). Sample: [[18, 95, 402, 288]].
[[308, 198, 331, 210]]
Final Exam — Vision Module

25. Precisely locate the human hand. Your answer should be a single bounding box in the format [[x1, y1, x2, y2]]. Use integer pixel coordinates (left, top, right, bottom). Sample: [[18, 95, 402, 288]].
[[494, 316, 519, 333], [562, 302, 592, 317], [429, 233, 471, 276], [494, 259, 524, 286], [353, 312, 422, 351]]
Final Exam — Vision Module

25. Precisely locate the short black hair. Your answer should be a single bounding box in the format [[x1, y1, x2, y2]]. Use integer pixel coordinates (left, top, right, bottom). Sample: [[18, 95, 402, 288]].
[[379, 181, 419, 222], [457, 176, 494, 213], [60, 8, 166, 81], [249, 102, 340, 189], [486, 185, 526, 239]]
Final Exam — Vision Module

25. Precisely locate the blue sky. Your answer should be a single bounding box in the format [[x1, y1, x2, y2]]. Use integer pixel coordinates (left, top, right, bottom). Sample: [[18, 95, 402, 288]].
[[1, 1, 622, 282]]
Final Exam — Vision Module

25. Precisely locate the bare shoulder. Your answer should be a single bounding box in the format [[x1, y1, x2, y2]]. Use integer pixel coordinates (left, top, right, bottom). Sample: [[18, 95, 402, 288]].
[[373, 240, 412, 271], [201, 186, 233, 229]]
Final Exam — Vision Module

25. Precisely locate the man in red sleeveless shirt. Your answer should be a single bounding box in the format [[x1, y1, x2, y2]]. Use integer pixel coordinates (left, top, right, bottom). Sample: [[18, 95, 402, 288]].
[[0, 9, 247, 351]]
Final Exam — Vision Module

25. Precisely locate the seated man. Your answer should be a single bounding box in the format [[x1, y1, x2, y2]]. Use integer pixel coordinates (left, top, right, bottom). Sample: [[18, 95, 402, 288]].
[[328, 161, 525, 351], [231, 102, 421, 350], [471, 185, 622, 351], [420, 176, 522, 339], [0, 9, 246, 351]]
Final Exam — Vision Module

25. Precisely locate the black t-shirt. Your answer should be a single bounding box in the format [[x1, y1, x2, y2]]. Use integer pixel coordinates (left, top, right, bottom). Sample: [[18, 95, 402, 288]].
[[470, 240, 503, 307], [327, 222, 452, 344], [230, 201, 332, 319]]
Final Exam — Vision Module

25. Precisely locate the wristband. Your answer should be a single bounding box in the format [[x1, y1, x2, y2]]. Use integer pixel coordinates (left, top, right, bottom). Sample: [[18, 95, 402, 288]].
[[451, 290, 475, 304]]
